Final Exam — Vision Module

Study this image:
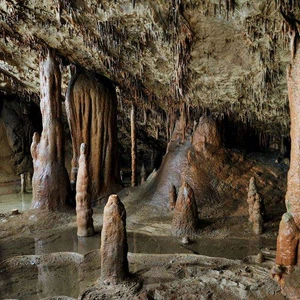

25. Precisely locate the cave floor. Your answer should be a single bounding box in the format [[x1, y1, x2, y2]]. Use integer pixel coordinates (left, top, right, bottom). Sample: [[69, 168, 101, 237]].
[[0, 169, 285, 300]]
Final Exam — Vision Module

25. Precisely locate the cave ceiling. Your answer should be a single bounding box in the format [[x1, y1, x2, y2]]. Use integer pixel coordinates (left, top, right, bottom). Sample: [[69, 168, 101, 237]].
[[0, 0, 297, 142]]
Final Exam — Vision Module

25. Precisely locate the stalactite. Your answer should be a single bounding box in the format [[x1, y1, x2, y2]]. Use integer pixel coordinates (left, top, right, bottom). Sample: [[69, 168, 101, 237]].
[[131, 102, 137, 187]]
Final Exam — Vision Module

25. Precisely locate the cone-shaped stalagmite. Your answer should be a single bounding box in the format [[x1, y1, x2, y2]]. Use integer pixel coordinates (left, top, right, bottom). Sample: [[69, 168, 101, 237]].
[[100, 194, 129, 284], [247, 177, 264, 234], [76, 143, 95, 237], [31, 50, 70, 210], [172, 181, 199, 237], [275, 16, 300, 270], [66, 71, 121, 202]]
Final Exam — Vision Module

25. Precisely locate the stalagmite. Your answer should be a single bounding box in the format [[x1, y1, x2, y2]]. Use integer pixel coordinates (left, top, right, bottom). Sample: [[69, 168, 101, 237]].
[[172, 181, 199, 237], [100, 194, 129, 284], [169, 184, 177, 211], [131, 103, 137, 187], [20, 173, 26, 193], [31, 50, 70, 210], [275, 13, 300, 272], [76, 143, 95, 237], [140, 164, 146, 184], [247, 177, 264, 234], [66, 71, 121, 203]]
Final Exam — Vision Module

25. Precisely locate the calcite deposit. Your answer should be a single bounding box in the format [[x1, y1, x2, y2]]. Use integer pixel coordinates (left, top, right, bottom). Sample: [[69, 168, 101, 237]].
[[76, 143, 95, 237], [172, 181, 199, 238], [100, 194, 129, 284], [247, 177, 264, 234], [66, 71, 121, 203], [31, 50, 70, 210]]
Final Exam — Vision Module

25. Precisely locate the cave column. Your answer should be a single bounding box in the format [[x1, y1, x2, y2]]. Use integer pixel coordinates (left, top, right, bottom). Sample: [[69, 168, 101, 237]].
[[131, 102, 137, 187], [274, 21, 300, 278], [31, 50, 70, 210]]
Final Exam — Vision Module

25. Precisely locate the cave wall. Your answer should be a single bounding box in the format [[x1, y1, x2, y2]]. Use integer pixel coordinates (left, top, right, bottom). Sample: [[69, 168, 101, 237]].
[[0, 94, 41, 175]]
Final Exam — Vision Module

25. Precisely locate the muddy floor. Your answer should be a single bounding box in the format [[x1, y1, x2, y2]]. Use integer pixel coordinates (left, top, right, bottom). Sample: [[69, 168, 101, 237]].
[[0, 148, 291, 299]]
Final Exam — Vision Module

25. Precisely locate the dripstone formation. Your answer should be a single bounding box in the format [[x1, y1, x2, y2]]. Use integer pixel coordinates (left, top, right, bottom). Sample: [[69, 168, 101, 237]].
[[66, 71, 121, 203], [274, 14, 300, 279], [172, 181, 199, 238], [100, 194, 129, 284], [31, 50, 70, 210], [247, 177, 264, 235], [76, 143, 95, 237]]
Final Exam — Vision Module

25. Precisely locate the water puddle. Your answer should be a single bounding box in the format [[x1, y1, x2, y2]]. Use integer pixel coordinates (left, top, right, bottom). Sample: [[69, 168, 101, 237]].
[[0, 228, 275, 262], [0, 183, 32, 213]]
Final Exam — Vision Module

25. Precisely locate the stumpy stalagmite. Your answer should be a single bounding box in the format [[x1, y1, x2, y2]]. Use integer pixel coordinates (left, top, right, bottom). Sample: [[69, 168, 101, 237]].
[[172, 181, 199, 237], [76, 143, 95, 237], [100, 194, 129, 284], [31, 50, 70, 210]]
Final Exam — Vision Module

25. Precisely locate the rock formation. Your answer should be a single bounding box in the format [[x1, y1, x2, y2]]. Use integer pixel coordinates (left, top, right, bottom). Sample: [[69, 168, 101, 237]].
[[20, 173, 26, 193], [31, 50, 70, 210], [140, 164, 146, 184], [169, 185, 177, 211], [100, 194, 129, 284], [172, 181, 199, 237], [247, 177, 264, 234], [76, 143, 95, 237], [66, 71, 122, 203], [275, 12, 300, 275]]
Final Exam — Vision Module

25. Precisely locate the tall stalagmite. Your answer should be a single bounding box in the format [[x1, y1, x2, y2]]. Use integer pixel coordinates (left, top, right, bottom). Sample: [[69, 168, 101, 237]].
[[100, 194, 129, 283], [76, 143, 95, 237], [31, 50, 70, 210], [275, 14, 300, 272], [66, 71, 121, 202]]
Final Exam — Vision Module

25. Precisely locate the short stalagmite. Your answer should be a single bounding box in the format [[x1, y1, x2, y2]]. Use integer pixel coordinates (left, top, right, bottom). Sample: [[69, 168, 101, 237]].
[[31, 50, 70, 210], [172, 181, 199, 237], [169, 185, 177, 211], [66, 71, 121, 203], [100, 194, 129, 284], [247, 177, 264, 234], [76, 143, 95, 237]]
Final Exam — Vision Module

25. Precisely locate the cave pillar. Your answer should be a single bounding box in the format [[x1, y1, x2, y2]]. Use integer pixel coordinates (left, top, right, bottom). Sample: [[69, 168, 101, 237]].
[[31, 50, 70, 210], [66, 71, 122, 203], [275, 25, 300, 273], [100, 194, 129, 284], [131, 103, 137, 187]]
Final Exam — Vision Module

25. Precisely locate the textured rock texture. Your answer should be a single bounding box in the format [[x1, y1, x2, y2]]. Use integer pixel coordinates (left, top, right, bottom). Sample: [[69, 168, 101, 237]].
[[31, 50, 70, 210], [172, 181, 199, 238], [100, 194, 129, 283], [76, 143, 94, 237], [66, 70, 121, 202]]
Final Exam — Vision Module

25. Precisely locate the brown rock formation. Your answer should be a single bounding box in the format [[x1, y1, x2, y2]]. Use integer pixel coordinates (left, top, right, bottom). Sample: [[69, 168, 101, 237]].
[[169, 185, 177, 211], [100, 194, 129, 284], [276, 213, 299, 268], [172, 181, 199, 237], [31, 50, 70, 210], [66, 71, 121, 203], [275, 14, 300, 272], [192, 116, 221, 153], [247, 177, 264, 234], [76, 143, 95, 237], [140, 164, 146, 185]]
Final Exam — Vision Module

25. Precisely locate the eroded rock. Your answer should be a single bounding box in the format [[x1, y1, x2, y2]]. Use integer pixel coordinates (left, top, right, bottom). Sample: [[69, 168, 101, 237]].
[[100, 194, 129, 284], [76, 143, 95, 237], [31, 50, 70, 210]]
